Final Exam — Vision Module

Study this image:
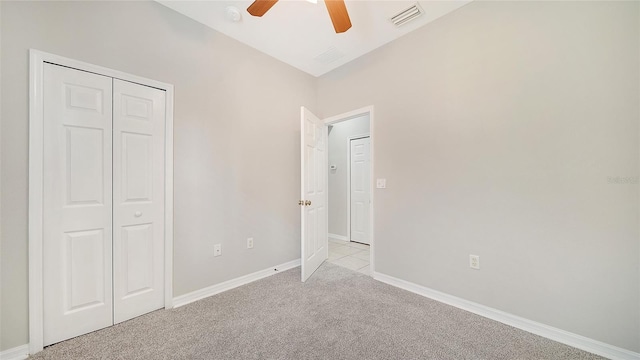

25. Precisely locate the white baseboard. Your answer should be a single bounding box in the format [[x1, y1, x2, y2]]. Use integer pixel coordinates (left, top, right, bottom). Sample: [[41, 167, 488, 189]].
[[173, 259, 301, 308], [328, 233, 348, 241], [373, 271, 639, 360], [0, 344, 29, 360]]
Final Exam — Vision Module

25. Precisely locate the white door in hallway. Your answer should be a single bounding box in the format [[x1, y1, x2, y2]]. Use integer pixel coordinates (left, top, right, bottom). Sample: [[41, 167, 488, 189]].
[[300, 107, 328, 281], [42, 63, 166, 346], [350, 137, 370, 244], [112, 79, 166, 324], [43, 64, 114, 345]]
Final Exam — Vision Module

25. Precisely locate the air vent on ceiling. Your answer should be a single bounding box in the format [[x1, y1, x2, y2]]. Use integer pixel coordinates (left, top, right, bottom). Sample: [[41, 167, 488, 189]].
[[390, 3, 424, 27], [314, 47, 345, 65]]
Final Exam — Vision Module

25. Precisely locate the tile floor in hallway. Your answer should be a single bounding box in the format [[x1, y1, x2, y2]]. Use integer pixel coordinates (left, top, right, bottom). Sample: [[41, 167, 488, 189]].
[[327, 238, 370, 275]]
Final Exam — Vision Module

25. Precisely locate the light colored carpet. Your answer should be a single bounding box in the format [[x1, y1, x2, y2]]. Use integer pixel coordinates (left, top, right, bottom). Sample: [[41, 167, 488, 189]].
[[31, 263, 604, 359]]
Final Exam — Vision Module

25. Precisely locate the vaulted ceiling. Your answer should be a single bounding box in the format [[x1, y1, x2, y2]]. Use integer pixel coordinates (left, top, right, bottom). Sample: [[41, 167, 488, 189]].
[[157, 0, 471, 77]]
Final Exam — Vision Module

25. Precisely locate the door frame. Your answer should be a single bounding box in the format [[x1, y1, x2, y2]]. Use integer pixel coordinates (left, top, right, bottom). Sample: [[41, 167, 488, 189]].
[[346, 134, 370, 244], [324, 106, 375, 273], [28, 49, 175, 354]]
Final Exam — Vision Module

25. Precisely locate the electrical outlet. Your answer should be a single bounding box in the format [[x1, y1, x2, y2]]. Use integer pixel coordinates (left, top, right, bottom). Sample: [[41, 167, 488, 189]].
[[469, 254, 480, 270], [376, 178, 387, 189], [214, 244, 222, 257], [247, 237, 254, 249]]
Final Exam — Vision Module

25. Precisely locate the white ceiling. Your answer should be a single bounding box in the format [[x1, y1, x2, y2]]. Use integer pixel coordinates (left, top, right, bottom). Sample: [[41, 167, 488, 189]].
[[157, 0, 471, 77]]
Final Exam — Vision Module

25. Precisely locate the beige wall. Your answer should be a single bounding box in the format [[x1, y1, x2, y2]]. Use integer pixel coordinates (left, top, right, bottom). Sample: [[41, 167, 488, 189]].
[[2, 0, 639, 354], [0, 1, 316, 350], [318, 1, 639, 352], [328, 115, 370, 238]]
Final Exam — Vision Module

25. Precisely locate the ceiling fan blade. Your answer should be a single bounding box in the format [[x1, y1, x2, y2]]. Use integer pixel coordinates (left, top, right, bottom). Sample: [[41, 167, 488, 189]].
[[324, 0, 352, 33], [247, 0, 279, 17]]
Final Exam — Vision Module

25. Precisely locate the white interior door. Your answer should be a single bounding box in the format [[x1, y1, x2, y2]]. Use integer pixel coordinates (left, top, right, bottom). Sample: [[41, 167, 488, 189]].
[[300, 107, 328, 281], [112, 79, 166, 324], [350, 137, 370, 244], [43, 63, 114, 345]]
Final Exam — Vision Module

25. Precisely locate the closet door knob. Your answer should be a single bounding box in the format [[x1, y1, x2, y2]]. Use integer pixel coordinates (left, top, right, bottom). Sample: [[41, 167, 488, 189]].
[[134, 211, 142, 217]]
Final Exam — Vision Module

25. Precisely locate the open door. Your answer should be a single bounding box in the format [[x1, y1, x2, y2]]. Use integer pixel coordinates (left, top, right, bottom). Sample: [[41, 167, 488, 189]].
[[300, 107, 328, 281]]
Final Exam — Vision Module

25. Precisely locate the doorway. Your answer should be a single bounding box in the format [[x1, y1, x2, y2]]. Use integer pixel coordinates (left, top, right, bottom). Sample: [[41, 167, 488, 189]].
[[325, 110, 373, 275]]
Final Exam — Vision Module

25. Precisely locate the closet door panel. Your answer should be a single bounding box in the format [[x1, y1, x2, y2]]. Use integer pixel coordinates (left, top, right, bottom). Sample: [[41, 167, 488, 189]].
[[43, 63, 114, 346], [113, 79, 166, 324]]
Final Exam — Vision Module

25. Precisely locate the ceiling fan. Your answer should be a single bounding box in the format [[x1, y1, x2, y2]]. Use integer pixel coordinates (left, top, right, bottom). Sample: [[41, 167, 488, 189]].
[[246, 0, 352, 33]]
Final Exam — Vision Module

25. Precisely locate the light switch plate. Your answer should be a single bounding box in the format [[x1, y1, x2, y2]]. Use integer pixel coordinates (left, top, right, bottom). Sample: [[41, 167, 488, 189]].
[[376, 179, 386, 189]]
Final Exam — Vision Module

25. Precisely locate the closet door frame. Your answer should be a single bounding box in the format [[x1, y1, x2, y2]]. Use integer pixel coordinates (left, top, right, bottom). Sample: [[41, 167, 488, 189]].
[[28, 49, 175, 355]]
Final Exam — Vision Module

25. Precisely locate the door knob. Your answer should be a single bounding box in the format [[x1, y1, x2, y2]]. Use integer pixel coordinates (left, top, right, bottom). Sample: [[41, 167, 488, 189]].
[[134, 211, 142, 217], [298, 200, 304, 206], [305, 200, 312, 206]]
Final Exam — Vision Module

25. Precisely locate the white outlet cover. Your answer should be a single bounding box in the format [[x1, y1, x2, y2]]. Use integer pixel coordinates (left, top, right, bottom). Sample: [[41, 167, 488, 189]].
[[469, 254, 480, 269], [376, 178, 387, 189], [214, 244, 222, 257], [247, 237, 254, 249]]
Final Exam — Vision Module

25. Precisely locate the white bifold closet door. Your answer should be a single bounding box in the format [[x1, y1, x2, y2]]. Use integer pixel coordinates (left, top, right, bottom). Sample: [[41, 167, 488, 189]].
[[43, 62, 114, 345], [43, 63, 165, 346], [112, 78, 165, 324]]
